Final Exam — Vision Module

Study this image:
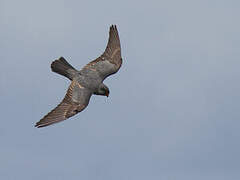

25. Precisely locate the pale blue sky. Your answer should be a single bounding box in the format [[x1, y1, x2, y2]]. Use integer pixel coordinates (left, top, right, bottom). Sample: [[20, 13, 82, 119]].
[[1, 0, 240, 179]]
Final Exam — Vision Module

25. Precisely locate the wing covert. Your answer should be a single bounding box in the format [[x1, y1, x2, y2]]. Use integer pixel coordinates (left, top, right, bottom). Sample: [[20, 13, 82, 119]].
[[83, 25, 122, 80], [35, 81, 92, 128]]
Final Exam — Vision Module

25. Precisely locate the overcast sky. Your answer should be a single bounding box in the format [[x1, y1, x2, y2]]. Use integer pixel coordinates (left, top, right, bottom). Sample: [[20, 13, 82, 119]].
[[1, 0, 240, 179]]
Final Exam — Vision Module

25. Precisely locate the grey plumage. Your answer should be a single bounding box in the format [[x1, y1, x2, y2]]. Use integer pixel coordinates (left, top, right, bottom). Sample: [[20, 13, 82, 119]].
[[35, 25, 122, 128], [51, 57, 78, 81]]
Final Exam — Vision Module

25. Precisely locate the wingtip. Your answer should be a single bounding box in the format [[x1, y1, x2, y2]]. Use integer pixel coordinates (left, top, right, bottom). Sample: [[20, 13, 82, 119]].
[[34, 123, 47, 128], [109, 25, 119, 35], [34, 122, 40, 128], [110, 24, 118, 29], [58, 56, 66, 61], [35, 120, 45, 128]]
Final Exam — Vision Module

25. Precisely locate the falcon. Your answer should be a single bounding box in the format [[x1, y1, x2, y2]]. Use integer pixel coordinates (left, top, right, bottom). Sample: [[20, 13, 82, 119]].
[[35, 25, 122, 128]]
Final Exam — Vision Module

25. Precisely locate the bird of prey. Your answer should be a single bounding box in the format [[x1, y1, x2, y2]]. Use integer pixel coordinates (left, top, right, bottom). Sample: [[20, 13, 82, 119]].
[[35, 25, 122, 128]]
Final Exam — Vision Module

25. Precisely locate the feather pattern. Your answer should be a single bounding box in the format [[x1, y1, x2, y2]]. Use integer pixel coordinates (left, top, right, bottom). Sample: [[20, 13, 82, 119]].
[[35, 80, 91, 128], [84, 25, 122, 80], [35, 25, 122, 128]]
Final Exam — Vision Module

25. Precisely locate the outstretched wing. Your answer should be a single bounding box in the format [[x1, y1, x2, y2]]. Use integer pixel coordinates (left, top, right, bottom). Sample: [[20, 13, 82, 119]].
[[35, 80, 92, 128], [83, 25, 122, 80]]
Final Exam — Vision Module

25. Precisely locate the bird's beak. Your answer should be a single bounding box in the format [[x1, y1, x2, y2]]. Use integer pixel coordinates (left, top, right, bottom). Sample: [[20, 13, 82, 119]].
[[106, 91, 109, 97]]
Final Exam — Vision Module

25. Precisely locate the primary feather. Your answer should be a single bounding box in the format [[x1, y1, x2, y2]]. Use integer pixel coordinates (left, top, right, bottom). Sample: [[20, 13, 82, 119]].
[[35, 25, 122, 128]]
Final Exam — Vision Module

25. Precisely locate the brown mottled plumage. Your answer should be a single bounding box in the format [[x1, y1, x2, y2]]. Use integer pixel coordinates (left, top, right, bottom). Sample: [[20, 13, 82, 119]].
[[35, 25, 122, 128]]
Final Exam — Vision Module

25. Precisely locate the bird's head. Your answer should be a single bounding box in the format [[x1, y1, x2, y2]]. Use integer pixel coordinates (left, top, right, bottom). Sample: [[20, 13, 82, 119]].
[[97, 83, 110, 97]]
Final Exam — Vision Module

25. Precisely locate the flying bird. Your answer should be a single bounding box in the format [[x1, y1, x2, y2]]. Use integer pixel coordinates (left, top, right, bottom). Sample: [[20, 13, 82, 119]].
[[35, 25, 122, 128]]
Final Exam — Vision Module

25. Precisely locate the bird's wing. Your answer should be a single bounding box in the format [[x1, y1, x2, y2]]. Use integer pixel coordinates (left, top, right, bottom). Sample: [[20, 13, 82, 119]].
[[83, 25, 122, 80], [35, 80, 92, 128]]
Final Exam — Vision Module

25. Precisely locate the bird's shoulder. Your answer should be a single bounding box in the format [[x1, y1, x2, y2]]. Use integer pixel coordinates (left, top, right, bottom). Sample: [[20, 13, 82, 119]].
[[84, 58, 118, 80]]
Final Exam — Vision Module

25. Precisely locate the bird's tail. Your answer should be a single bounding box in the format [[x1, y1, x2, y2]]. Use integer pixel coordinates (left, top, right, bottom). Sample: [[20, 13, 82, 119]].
[[51, 57, 78, 80]]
